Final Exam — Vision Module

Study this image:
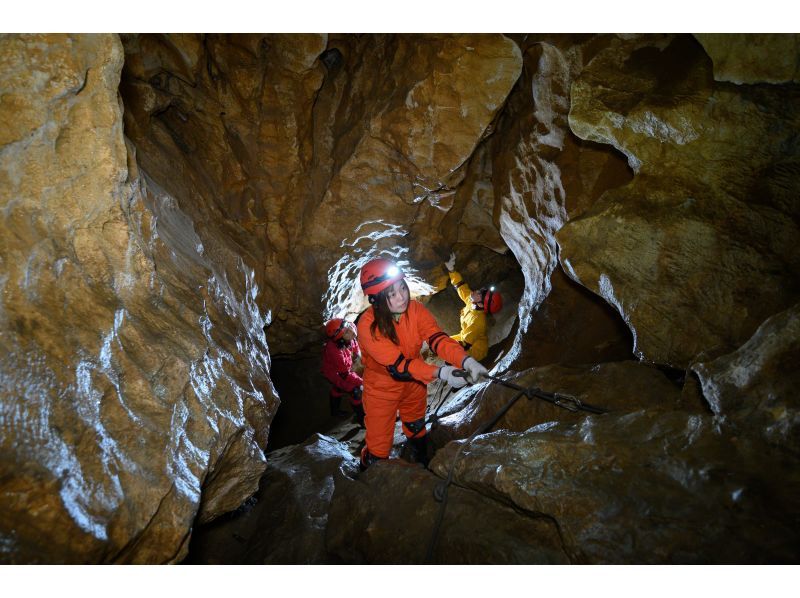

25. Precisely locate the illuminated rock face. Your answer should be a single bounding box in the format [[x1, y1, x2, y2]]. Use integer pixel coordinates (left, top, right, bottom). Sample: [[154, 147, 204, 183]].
[[121, 33, 522, 351], [695, 33, 800, 84], [0, 34, 275, 563]]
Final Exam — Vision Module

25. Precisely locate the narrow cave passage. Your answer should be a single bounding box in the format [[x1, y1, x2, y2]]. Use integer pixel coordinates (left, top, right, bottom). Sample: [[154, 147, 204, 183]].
[[5, 31, 799, 566]]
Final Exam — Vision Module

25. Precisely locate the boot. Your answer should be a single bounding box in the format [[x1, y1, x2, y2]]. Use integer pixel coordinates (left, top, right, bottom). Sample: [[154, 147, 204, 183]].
[[408, 434, 431, 467], [360, 447, 383, 471], [329, 395, 348, 418]]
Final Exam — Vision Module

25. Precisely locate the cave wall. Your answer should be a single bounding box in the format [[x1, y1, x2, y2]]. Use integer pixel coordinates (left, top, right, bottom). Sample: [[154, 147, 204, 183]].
[[2, 32, 799, 564], [1, 34, 276, 563]]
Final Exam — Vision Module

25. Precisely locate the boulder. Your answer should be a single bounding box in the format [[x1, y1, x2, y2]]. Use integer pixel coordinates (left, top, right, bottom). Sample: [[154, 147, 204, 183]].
[[185, 434, 359, 564], [431, 360, 697, 446], [692, 302, 800, 453], [431, 410, 800, 563], [326, 458, 568, 564]]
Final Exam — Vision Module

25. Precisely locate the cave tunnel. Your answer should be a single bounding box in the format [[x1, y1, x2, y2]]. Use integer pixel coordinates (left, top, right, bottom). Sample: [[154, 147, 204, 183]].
[[2, 31, 800, 567]]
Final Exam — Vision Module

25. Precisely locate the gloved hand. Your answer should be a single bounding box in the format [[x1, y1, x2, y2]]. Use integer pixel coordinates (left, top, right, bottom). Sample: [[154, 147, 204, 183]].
[[444, 252, 456, 272], [462, 356, 489, 385], [352, 386, 363, 401], [438, 365, 468, 389]]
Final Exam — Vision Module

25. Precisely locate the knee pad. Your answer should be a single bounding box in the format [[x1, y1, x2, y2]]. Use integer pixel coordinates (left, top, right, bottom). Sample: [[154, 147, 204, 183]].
[[402, 417, 426, 437]]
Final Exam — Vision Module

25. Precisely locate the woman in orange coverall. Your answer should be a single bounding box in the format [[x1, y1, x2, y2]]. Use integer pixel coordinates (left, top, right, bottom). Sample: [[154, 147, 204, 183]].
[[356, 258, 488, 469]]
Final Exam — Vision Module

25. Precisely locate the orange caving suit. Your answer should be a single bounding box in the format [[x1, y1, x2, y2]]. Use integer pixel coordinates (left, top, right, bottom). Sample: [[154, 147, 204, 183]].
[[448, 270, 488, 362], [357, 300, 469, 459]]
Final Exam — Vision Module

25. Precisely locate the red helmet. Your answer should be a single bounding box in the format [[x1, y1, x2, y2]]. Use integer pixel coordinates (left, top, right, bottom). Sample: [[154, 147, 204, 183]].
[[324, 318, 355, 341], [483, 287, 503, 314], [359, 258, 404, 297]]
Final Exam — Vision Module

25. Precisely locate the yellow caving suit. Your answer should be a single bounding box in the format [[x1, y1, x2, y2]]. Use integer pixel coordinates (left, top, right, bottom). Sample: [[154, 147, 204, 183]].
[[448, 270, 488, 362]]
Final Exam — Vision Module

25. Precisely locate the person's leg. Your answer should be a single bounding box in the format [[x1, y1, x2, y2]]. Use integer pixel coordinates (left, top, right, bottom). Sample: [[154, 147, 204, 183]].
[[398, 382, 431, 466], [329, 388, 349, 418], [361, 387, 400, 467], [349, 386, 365, 427]]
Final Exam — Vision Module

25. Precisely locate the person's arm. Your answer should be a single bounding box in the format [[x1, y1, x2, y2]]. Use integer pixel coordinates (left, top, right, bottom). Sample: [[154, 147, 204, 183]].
[[448, 270, 473, 307], [412, 302, 470, 369]]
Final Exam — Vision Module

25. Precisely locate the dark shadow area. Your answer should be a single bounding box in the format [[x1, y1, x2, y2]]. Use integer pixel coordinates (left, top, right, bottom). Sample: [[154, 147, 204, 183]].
[[266, 354, 357, 452]]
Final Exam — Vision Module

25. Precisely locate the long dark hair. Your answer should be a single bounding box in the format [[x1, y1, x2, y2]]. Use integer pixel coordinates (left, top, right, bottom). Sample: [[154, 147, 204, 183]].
[[369, 280, 408, 345]]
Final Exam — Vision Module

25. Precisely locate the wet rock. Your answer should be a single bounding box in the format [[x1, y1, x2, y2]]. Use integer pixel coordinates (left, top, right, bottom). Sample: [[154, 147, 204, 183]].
[[695, 34, 800, 84], [326, 459, 569, 564], [431, 410, 800, 563], [561, 34, 800, 367], [1, 34, 274, 564], [509, 266, 634, 370], [121, 34, 522, 354], [431, 360, 688, 446], [480, 39, 635, 372], [692, 302, 800, 452], [186, 434, 358, 564]]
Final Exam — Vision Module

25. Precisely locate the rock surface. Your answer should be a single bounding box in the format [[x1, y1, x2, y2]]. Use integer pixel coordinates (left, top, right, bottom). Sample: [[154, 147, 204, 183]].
[[695, 34, 800, 84], [692, 302, 800, 453], [4, 32, 800, 565], [185, 434, 359, 564], [121, 34, 522, 353], [431, 410, 800, 563], [561, 34, 800, 367], [1, 34, 275, 563], [431, 360, 697, 446]]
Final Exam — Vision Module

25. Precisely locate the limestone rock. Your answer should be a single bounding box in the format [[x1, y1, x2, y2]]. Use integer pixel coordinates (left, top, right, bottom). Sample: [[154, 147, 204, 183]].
[[692, 302, 800, 453], [121, 34, 522, 354], [431, 410, 800, 563], [482, 39, 635, 372], [431, 360, 689, 446], [1, 34, 275, 564], [186, 434, 359, 564], [509, 266, 634, 370], [561, 34, 800, 367], [695, 34, 800, 84], [326, 459, 569, 564]]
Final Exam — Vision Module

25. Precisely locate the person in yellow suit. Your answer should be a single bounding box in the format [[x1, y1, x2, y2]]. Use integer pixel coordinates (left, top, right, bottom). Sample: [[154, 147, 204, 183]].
[[444, 252, 503, 362]]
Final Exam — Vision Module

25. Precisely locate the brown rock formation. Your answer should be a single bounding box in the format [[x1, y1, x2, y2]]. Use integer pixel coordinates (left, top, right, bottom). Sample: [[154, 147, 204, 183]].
[[431, 410, 800, 563], [326, 459, 569, 564], [431, 360, 698, 446], [695, 34, 800, 84], [4, 32, 800, 565], [121, 34, 522, 353], [561, 34, 800, 367], [692, 302, 800, 452], [1, 34, 275, 563], [185, 434, 359, 564]]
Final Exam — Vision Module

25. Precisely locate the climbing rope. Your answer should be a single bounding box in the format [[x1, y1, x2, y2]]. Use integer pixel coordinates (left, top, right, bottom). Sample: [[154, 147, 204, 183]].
[[423, 371, 608, 563]]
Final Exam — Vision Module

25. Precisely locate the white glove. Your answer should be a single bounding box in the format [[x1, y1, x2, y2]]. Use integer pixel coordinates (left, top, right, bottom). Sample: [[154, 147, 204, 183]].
[[438, 365, 468, 389], [462, 356, 488, 385], [444, 252, 456, 272]]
